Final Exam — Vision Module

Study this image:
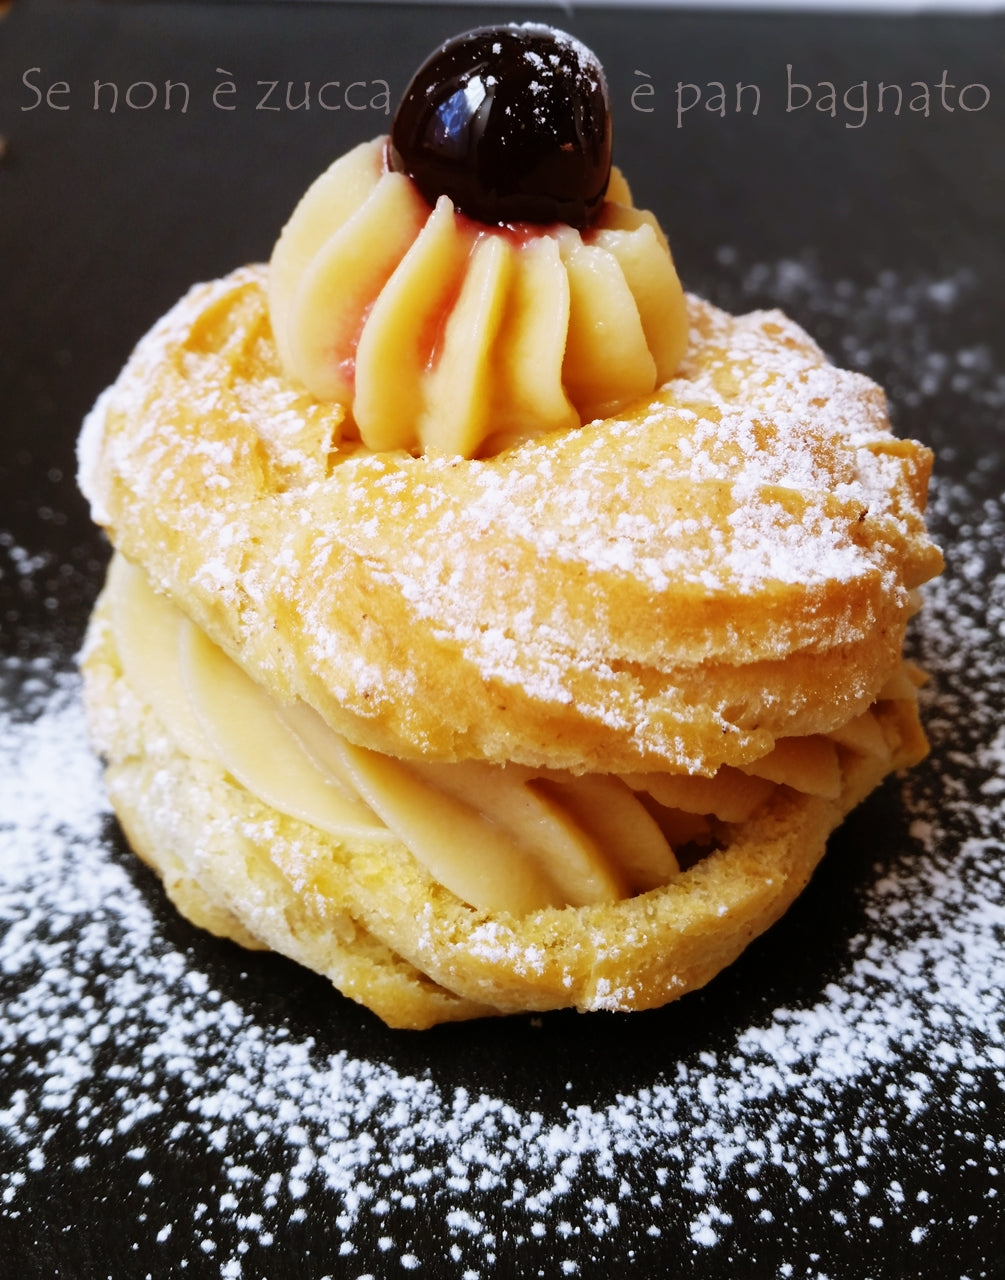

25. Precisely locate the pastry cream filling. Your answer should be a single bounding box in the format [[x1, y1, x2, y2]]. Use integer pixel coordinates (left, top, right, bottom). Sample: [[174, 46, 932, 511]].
[[107, 555, 915, 918], [267, 137, 689, 458]]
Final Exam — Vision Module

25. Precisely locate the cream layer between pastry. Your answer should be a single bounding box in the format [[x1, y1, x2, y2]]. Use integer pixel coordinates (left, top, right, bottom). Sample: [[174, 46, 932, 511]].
[[96, 550, 927, 921]]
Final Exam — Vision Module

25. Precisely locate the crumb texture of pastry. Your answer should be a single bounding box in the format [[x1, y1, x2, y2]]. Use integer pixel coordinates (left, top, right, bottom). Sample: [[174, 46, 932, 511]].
[[78, 267, 943, 782]]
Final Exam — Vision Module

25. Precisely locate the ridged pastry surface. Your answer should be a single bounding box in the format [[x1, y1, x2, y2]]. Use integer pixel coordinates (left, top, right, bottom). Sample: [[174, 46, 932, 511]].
[[78, 266, 942, 776]]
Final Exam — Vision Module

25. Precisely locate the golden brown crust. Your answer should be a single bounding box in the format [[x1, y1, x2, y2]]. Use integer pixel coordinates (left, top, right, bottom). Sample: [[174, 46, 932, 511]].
[[81, 585, 928, 1028], [78, 268, 942, 777]]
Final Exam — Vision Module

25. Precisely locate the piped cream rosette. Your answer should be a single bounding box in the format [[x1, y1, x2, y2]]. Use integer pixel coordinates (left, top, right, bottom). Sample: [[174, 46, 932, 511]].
[[268, 137, 689, 457]]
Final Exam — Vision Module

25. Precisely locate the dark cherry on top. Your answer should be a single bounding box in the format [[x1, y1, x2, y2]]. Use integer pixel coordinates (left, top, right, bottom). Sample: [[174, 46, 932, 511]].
[[389, 24, 612, 230]]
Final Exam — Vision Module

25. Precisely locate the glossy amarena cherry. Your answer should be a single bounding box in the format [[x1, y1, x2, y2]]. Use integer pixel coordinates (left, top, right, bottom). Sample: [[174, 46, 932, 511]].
[[389, 24, 612, 229]]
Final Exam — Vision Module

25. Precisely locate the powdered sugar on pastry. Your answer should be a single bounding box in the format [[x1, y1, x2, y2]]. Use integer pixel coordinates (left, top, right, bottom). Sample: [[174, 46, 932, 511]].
[[78, 268, 940, 778]]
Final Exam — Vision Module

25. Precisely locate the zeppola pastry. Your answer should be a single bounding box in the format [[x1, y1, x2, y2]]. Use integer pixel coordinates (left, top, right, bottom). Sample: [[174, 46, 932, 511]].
[[77, 24, 943, 1028]]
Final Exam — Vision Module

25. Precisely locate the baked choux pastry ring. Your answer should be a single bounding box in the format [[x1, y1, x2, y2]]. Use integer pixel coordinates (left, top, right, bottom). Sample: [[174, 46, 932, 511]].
[[77, 24, 942, 1028]]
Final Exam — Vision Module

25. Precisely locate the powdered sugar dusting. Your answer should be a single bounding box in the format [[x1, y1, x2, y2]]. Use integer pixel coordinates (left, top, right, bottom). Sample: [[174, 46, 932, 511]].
[[84, 264, 942, 777], [3, 263, 1003, 1275]]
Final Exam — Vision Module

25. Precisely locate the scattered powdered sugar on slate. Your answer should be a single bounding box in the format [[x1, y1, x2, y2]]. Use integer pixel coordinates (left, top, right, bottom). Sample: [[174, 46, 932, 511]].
[[716, 249, 1005, 426], [2, 262, 1004, 1277]]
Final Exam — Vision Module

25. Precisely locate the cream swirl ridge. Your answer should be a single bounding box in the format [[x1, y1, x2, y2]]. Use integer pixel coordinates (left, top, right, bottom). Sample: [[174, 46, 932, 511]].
[[268, 137, 689, 458]]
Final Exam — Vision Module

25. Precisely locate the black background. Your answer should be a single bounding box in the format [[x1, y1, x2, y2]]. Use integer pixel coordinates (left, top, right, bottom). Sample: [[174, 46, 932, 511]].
[[2, 2, 1004, 1277]]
